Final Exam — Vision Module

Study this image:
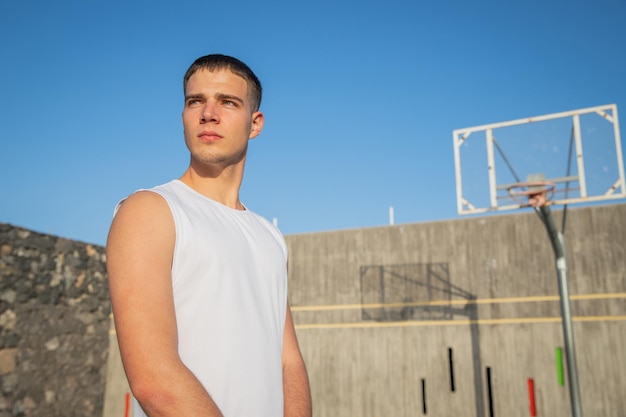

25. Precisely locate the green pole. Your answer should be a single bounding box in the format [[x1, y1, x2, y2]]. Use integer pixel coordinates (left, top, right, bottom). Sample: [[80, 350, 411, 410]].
[[556, 347, 565, 386]]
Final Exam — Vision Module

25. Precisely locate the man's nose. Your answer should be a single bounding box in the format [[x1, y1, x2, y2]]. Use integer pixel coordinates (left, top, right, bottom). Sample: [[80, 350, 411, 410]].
[[201, 102, 219, 123]]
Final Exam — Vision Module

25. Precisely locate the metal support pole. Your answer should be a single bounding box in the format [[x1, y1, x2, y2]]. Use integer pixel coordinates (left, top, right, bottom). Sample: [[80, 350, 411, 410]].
[[539, 206, 583, 417]]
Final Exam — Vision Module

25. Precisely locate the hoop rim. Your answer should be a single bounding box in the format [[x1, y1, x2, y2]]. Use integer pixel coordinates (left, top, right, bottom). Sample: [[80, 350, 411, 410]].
[[507, 181, 556, 207]]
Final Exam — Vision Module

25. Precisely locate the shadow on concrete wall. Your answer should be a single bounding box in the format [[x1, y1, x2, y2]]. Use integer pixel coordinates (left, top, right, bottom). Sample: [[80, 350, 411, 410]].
[[360, 263, 485, 417]]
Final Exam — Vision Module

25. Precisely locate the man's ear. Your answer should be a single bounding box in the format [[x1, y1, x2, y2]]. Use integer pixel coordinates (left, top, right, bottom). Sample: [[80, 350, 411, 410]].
[[249, 111, 264, 139]]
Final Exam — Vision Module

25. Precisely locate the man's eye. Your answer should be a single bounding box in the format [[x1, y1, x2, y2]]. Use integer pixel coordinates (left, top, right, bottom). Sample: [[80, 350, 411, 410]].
[[187, 99, 201, 106], [223, 100, 236, 107]]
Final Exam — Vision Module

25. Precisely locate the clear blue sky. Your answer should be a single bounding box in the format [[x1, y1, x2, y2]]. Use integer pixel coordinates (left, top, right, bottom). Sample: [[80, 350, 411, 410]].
[[1, 0, 625, 246]]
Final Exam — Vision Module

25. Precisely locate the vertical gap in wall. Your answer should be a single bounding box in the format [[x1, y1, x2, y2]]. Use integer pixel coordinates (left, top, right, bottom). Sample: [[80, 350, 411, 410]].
[[448, 347, 456, 392], [486, 367, 495, 417], [528, 378, 537, 417], [421, 378, 427, 415]]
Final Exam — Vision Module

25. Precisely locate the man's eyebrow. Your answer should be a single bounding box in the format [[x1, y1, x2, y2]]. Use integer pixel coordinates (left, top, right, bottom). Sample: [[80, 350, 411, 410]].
[[216, 93, 245, 105], [185, 93, 205, 102]]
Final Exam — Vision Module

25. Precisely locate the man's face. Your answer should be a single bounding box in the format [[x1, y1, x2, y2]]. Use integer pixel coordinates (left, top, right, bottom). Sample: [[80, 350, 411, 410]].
[[182, 69, 263, 170]]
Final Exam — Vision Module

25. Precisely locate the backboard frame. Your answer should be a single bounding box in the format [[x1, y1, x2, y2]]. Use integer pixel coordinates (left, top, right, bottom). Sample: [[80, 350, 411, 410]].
[[453, 104, 625, 215]]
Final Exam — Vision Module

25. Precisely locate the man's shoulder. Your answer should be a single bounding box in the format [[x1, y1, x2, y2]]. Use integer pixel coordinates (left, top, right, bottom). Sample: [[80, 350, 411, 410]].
[[113, 187, 173, 225], [114, 181, 178, 212], [107, 187, 176, 254]]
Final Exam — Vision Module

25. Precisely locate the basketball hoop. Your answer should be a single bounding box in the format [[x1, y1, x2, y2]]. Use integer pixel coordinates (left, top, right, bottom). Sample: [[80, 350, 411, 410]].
[[507, 181, 555, 208]]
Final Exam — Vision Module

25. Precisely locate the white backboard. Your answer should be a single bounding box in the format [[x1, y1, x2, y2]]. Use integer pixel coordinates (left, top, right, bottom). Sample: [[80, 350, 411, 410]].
[[453, 104, 625, 215]]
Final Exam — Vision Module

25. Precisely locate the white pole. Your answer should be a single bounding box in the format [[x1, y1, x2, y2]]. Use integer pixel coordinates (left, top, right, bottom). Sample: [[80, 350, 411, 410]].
[[389, 207, 394, 225]]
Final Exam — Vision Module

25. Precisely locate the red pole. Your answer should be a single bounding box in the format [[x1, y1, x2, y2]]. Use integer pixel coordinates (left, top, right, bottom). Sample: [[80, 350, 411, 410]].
[[124, 392, 131, 417], [528, 379, 537, 416]]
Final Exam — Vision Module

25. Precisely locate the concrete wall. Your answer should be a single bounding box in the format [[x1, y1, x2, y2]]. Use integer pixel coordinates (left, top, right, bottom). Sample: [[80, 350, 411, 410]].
[[2, 202, 624, 416], [286, 203, 626, 417]]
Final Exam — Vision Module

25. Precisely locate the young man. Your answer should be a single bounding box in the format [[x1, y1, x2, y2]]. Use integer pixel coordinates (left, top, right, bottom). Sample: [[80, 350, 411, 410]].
[[107, 54, 312, 417]]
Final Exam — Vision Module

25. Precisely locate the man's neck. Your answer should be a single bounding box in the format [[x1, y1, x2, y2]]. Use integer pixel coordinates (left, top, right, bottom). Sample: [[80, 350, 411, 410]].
[[179, 163, 245, 210]]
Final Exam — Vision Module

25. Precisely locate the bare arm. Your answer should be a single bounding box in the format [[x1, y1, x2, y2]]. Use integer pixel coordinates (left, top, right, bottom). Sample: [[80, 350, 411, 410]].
[[107, 191, 223, 417], [282, 304, 312, 417]]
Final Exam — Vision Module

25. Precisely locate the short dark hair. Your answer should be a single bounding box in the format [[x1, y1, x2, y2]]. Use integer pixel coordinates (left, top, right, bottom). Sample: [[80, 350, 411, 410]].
[[183, 54, 262, 111]]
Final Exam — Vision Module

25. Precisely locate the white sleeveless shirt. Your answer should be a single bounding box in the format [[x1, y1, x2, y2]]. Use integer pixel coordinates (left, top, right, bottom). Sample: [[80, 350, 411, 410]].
[[130, 180, 288, 417]]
